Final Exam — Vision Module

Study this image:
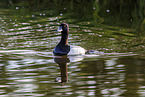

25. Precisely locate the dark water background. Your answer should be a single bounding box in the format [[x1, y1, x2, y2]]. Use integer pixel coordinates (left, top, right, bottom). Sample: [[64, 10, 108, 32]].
[[0, 0, 145, 96]]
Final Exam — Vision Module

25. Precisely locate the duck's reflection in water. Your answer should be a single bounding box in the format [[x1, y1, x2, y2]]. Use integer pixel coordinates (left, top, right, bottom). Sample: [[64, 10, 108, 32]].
[[54, 56, 70, 84]]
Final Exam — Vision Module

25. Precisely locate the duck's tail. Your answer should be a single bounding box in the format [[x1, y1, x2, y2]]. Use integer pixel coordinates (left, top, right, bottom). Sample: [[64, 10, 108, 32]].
[[85, 50, 95, 54]]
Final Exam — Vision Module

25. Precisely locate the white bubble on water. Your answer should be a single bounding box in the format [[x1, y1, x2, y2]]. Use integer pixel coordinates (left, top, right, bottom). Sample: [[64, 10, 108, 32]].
[[16, 7, 19, 9], [107, 9, 110, 12]]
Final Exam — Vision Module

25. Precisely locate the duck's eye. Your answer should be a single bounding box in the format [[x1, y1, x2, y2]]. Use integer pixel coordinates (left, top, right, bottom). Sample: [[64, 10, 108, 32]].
[[64, 25, 67, 27]]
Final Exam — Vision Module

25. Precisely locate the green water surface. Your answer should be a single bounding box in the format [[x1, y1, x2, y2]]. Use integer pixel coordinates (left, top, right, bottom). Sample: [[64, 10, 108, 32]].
[[0, 0, 145, 97]]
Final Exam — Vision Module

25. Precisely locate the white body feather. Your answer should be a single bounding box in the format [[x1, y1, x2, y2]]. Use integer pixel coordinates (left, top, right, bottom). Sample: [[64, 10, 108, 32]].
[[68, 46, 86, 55]]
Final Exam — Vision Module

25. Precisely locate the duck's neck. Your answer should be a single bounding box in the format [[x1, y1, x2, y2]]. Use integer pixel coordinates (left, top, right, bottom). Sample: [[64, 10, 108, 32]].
[[59, 31, 68, 45]]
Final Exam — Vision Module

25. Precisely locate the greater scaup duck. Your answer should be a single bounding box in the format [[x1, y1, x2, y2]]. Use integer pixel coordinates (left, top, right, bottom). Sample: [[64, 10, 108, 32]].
[[53, 23, 86, 56]]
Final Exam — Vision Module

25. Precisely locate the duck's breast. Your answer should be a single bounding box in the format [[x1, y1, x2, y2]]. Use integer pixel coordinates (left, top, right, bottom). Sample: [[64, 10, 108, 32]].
[[68, 46, 86, 55]]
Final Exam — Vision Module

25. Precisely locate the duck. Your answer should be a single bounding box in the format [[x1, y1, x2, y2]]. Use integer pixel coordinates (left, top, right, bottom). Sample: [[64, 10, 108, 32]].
[[53, 23, 86, 56]]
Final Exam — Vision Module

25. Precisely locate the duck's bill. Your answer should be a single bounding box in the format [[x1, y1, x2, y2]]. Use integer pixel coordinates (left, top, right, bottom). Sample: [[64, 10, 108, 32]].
[[57, 27, 62, 32]]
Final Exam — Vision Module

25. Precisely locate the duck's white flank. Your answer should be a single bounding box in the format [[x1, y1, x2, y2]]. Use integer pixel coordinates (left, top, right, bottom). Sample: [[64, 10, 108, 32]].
[[68, 46, 86, 55]]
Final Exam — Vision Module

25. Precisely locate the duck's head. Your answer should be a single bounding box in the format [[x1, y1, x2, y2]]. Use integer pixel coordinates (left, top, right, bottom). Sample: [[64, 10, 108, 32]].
[[57, 23, 69, 33]]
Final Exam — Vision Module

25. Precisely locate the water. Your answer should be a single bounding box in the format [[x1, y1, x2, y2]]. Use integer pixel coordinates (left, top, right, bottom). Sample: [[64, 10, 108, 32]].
[[0, 0, 145, 97]]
